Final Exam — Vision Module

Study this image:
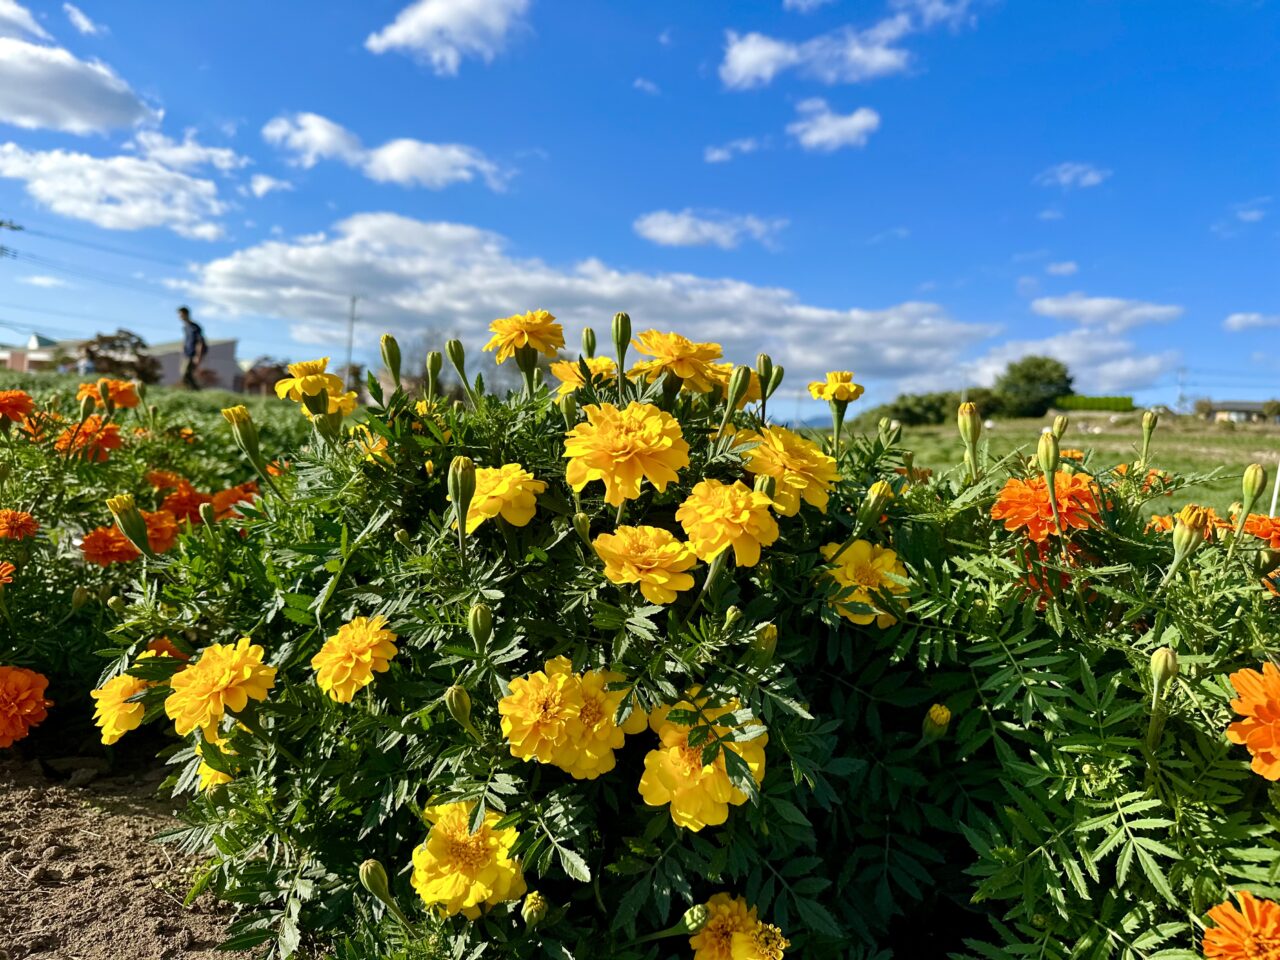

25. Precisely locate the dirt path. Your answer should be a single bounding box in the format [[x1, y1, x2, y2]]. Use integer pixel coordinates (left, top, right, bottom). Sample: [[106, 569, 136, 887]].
[[0, 756, 250, 960]]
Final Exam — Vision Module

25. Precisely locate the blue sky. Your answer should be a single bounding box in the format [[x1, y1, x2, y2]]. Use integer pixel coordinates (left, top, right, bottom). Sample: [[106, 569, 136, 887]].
[[0, 0, 1276, 413]]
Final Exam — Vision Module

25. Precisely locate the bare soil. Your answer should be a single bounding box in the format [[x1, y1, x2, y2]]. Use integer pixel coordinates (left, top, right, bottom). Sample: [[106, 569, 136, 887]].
[[0, 755, 249, 960]]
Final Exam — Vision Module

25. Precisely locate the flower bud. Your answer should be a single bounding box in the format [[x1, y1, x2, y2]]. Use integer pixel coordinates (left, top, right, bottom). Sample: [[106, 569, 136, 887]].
[[558, 392, 578, 428], [755, 354, 774, 393], [106, 494, 153, 557], [1036, 430, 1059, 479], [1150, 646, 1179, 689], [753, 474, 777, 500], [198, 502, 217, 527], [445, 338, 468, 384], [394, 528, 412, 547], [765, 365, 784, 400], [97, 584, 113, 605], [1256, 549, 1280, 578], [78, 394, 95, 423], [957, 401, 982, 447], [856, 480, 894, 530], [724, 365, 752, 412], [921, 703, 951, 742], [612, 312, 632, 367], [445, 684, 482, 741], [71, 585, 91, 611], [107, 596, 126, 615], [359, 859, 414, 929], [380, 333, 402, 386], [724, 606, 743, 627], [97, 379, 115, 414], [1172, 514, 1207, 561], [1143, 408, 1159, 436], [677, 904, 711, 935], [447, 456, 476, 532], [747, 623, 778, 668], [1052, 414, 1069, 440], [581, 327, 597, 358], [1243, 463, 1268, 507], [132, 379, 146, 401], [467, 602, 493, 649], [572, 512, 592, 546], [221, 405, 263, 466], [522, 891, 549, 930]]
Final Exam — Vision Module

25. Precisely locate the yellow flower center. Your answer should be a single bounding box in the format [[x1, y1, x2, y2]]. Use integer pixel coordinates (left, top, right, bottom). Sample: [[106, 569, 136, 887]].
[[535, 690, 564, 722], [578, 696, 604, 729], [847, 563, 884, 588], [444, 827, 491, 871]]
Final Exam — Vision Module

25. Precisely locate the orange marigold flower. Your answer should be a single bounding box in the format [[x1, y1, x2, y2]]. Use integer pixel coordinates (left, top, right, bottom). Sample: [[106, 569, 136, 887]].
[[76, 378, 140, 409], [148, 636, 190, 660], [143, 510, 179, 554], [162, 481, 213, 525], [266, 460, 289, 476], [1112, 463, 1171, 493], [147, 469, 185, 490], [990, 472, 1101, 542], [1148, 504, 1230, 537], [1059, 448, 1086, 461], [54, 416, 123, 461], [1203, 889, 1280, 958], [0, 666, 53, 747], [0, 390, 35, 422], [1226, 662, 1280, 781], [81, 525, 141, 566], [0, 561, 13, 585], [1243, 514, 1280, 549], [178, 427, 196, 444], [212, 482, 259, 521], [0, 510, 38, 541]]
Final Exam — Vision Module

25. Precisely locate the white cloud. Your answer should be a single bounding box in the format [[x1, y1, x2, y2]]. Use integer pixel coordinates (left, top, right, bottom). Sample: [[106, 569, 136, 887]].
[[128, 129, 249, 172], [1224, 312, 1280, 332], [890, 0, 974, 29], [633, 209, 787, 250], [365, 0, 529, 76], [0, 1, 47, 39], [704, 137, 761, 164], [262, 112, 507, 190], [786, 98, 880, 151], [0, 143, 226, 239], [783, 0, 836, 12], [1212, 197, 1271, 237], [0, 37, 159, 134], [951, 329, 1178, 395], [246, 174, 293, 198], [187, 212, 996, 394], [1034, 162, 1111, 189], [19, 274, 67, 288], [1031, 292, 1182, 333], [720, 19, 913, 89], [867, 226, 909, 244], [1038, 208, 1064, 221], [1045, 260, 1078, 276], [657, 28, 673, 46], [633, 77, 659, 95], [1015, 275, 1040, 297], [62, 3, 102, 35]]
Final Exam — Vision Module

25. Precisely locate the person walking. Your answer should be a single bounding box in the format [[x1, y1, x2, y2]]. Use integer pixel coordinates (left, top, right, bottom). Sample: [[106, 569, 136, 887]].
[[178, 306, 207, 390]]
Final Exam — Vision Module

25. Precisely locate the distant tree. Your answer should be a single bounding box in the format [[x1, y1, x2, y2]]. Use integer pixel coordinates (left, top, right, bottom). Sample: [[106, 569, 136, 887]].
[[1263, 399, 1280, 421], [1193, 398, 1215, 419], [242, 357, 290, 396], [994, 356, 1073, 418], [82, 329, 161, 384]]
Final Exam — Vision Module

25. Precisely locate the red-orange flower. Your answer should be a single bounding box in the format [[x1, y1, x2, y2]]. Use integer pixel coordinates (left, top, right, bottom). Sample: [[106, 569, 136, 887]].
[[143, 510, 179, 553], [162, 481, 213, 524], [1226, 661, 1280, 781], [54, 416, 123, 461], [1148, 504, 1231, 536], [0, 510, 38, 541], [1243, 514, 1280, 550], [990, 472, 1101, 542], [1203, 889, 1280, 959], [18, 410, 61, 442], [0, 561, 13, 585], [1112, 463, 1171, 493], [0, 666, 53, 747], [147, 469, 185, 491], [266, 460, 289, 477], [212, 481, 259, 521], [76, 378, 140, 409], [147, 636, 190, 660], [0, 390, 34, 422], [80, 526, 141, 566]]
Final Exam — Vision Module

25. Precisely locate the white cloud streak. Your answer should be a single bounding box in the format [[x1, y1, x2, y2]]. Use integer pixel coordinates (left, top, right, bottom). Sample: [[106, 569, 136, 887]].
[[1224, 312, 1280, 332], [1031, 292, 1182, 333], [62, 3, 102, 35], [632, 209, 787, 250], [1034, 162, 1111, 189], [786, 98, 880, 151], [364, 0, 529, 76]]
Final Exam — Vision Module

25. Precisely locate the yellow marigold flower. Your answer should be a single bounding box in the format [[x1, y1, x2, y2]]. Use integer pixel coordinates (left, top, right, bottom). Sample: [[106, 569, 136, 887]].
[[638, 697, 767, 831], [196, 734, 234, 791], [350, 424, 391, 463], [593, 525, 698, 604], [311, 615, 399, 703], [709, 362, 762, 408], [807, 371, 864, 403], [731, 923, 790, 959], [456, 464, 547, 533], [564, 402, 690, 507], [410, 801, 526, 919], [821, 539, 908, 627], [164, 638, 277, 737], [740, 426, 839, 516], [676, 479, 780, 567], [90, 671, 149, 745], [555, 668, 648, 780], [550, 355, 617, 396], [690, 893, 759, 960], [498, 656, 584, 763], [484, 309, 565, 364], [274, 357, 345, 401], [629, 330, 723, 393]]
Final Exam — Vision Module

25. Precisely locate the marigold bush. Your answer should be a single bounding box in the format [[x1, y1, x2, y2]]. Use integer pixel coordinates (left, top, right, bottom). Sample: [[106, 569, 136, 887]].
[[78, 317, 1280, 960]]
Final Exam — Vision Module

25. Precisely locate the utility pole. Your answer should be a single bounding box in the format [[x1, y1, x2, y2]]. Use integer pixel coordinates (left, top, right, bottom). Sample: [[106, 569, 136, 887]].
[[345, 295, 359, 391], [1175, 366, 1188, 414]]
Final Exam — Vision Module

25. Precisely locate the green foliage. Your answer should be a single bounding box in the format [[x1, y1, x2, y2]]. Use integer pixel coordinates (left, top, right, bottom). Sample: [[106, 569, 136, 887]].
[[1057, 395, 1137, 412], [994, 355, 1074, 418]]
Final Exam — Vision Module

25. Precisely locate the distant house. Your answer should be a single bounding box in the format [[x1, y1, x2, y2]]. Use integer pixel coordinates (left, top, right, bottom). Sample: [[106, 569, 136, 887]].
[[0, 331, 239, 389], [1206, 401, 1278, 424]]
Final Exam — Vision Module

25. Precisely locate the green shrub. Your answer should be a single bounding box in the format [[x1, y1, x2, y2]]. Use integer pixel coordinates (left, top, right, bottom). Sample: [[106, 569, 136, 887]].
[[1057, 395, 1137, 412]]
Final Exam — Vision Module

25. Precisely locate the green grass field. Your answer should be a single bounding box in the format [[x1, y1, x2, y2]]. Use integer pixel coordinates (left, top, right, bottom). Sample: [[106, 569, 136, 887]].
[[892, 412, 1280, 515]]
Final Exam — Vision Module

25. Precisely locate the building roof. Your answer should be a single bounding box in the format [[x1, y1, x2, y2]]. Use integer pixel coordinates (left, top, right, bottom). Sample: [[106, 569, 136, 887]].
[[1210, 401, 1269, 412]]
